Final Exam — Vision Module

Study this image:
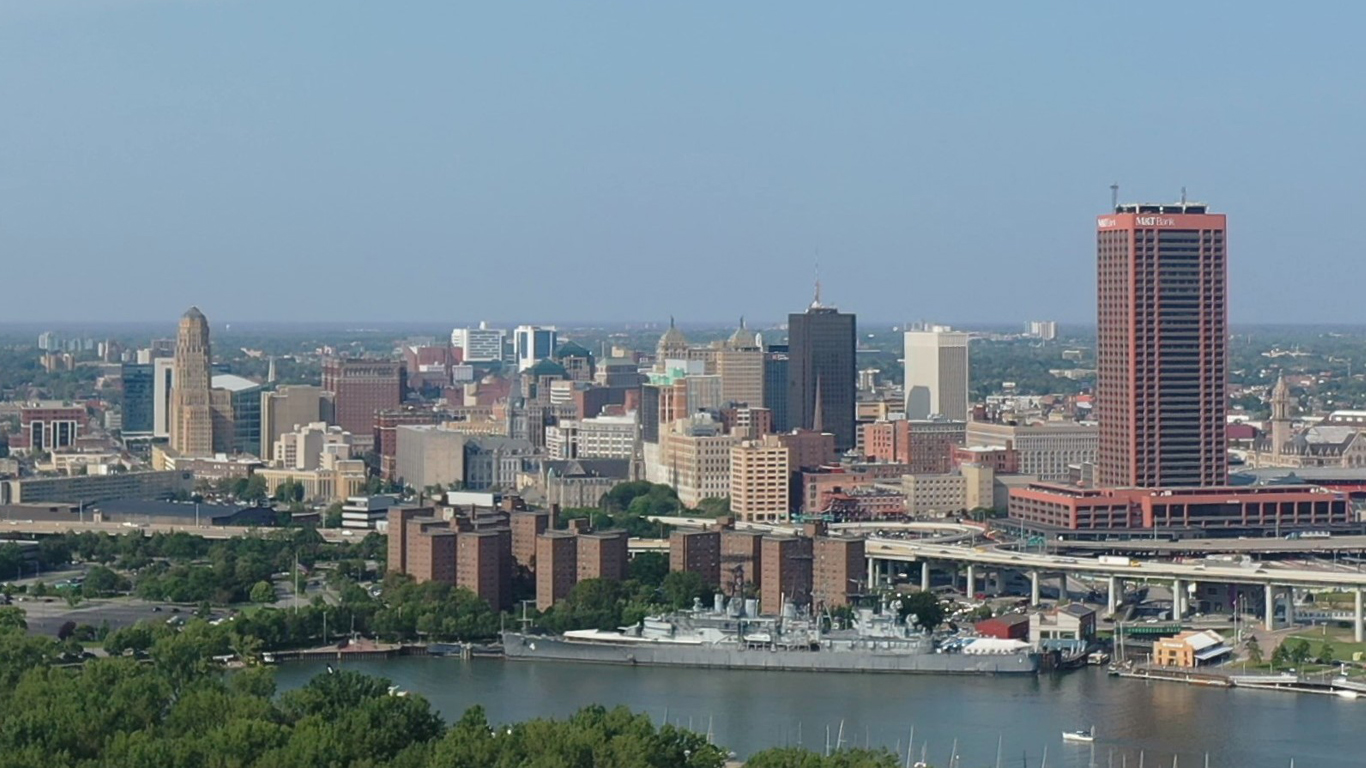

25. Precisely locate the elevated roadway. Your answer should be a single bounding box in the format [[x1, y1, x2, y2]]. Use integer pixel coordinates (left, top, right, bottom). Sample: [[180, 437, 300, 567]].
[[1057, 536, 1366, 555], [865, 538, 1366, 639], [0, 519, 359, 544]]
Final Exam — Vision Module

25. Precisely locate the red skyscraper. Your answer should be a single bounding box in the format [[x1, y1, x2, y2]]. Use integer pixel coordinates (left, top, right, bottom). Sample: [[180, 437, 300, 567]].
[[1096, 202, 1227, 488]]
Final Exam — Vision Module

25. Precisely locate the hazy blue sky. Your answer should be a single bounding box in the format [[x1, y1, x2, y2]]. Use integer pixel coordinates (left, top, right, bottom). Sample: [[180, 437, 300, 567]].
[[2, 1, 1362, 326]]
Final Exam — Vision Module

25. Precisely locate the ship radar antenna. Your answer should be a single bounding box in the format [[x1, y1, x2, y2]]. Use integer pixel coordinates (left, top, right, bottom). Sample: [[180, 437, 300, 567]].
[[1110, 182, 1119, 211]]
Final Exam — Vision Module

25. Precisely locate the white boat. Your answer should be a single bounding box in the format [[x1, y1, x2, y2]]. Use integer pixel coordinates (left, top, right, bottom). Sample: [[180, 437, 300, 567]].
[[1062, 727, 1095, 743], [1334, 690, 1359, 700]]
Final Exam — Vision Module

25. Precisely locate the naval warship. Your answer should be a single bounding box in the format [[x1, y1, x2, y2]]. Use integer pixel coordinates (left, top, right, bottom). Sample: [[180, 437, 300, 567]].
[[503, 595, 1040, 676]]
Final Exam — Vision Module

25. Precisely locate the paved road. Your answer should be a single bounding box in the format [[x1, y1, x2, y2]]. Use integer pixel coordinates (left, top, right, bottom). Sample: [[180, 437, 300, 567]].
[[0, 519, 359, 544], [865, 538, 1366, 589], [1059, 536, 1366, 554]]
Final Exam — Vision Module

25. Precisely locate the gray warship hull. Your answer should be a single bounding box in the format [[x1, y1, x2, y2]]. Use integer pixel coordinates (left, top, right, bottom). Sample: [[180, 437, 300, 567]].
[[501, 632, 1040, 675]]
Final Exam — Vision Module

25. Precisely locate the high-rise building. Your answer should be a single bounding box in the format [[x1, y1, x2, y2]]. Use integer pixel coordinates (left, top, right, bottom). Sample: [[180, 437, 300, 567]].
[[1026, 320, 1058, 341], [730, 436, 791, 523], [322, 357, 404, 440], [903, 326, 970, 421], [763, 347, 790, 433], [1097, 202, 1227, 488], [787, 293, 856, 451], [514, 325, 558, 372], [211, 374, 264, 455], [169, 307, 215, 457], [260, 385, 328, 461], [717, 319, 765, 408], [152, 357, 176, 438], [450, 322, 507, 363], [121, 363, 155, 436]]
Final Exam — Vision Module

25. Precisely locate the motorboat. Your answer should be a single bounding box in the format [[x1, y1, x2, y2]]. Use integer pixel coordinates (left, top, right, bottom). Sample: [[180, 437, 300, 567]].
[[1062, 727, 1095, 743]]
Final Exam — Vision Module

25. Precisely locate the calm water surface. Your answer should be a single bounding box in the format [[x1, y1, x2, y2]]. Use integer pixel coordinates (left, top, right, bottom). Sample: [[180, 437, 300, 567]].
[[274, 658, 1360, 767]]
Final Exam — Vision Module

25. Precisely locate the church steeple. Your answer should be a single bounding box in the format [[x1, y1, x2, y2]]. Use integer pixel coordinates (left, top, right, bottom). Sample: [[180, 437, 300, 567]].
[[1271, 375, 1292, 458]]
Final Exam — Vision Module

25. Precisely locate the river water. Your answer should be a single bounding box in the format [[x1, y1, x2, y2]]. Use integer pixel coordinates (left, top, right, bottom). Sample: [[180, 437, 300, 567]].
[[274, 658, 1358, 766]]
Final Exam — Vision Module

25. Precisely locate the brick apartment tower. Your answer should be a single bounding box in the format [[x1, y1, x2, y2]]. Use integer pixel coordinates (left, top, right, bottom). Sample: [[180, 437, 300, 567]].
[[535, 531, 578, 610], [759, 535, 813, 615], [1096, 202, 1228, 488], [812, 536, 865, 609], [669, 528, 721, 587], [720, 529, 764, 596], [510, 510, 552, 572], [457, 530, 511, 611], [576, 531, 629, 582]]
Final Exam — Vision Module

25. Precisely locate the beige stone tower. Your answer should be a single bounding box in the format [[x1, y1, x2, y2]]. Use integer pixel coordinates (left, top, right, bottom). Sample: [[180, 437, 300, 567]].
[[1270, 375, 1292, 459], [170, 307, 215, 456]]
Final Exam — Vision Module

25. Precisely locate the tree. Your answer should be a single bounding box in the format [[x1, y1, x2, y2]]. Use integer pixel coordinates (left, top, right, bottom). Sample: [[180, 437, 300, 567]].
[[747, 747, 900, 767], [895, 591, 946, 631], [82, 565, 127, 597], [324, 502, 345, 528], [1245, 635, 1263, 665], [1288, 638, 1312, 665], [250, 580, 277, 604], [628, 551, 669, 587], [661, 571, 712, 609], [241, 474, 268, 503]]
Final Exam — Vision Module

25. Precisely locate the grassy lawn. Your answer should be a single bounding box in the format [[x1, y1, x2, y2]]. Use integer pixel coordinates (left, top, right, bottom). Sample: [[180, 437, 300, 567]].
[[1286, 633, 1366, 662]]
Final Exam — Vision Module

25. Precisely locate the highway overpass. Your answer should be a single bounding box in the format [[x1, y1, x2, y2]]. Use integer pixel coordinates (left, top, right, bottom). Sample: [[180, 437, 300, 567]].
[[865, 537, 1366, 639]]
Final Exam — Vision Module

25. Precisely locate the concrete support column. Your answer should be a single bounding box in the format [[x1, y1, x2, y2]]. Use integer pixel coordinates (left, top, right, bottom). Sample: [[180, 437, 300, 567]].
[[921, 561, 931, 592], [966, 564, 976, 599], [1172, 578, 1184, 619], [1285, 587, 1295, 626], [1029, 570, 1041, 607], [866, 557, 876, 591], [1107, 576, 1119, 615], [1264, 583, 1275, 632], [1058, 573, 1067, 603], [1355, 589, 1364, 644]]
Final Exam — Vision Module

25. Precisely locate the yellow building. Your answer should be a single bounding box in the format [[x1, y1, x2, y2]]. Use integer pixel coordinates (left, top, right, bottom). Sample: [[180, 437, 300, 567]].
[[1153, 630, 1231, 668], [730, 435, 791, 523]]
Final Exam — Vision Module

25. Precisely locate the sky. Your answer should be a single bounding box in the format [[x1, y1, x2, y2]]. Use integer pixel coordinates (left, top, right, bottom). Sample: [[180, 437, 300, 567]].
[[1, 1, 1363, 326]]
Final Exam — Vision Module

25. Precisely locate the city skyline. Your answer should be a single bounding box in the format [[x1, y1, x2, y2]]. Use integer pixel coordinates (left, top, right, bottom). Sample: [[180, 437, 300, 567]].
[[3, 3, 1365, 324]]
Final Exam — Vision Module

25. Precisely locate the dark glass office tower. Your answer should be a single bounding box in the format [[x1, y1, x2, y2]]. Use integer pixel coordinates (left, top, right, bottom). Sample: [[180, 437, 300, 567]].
[[763, 346, 790, 433], [121, 363, 155, 435], [786, 297, 857, 452]]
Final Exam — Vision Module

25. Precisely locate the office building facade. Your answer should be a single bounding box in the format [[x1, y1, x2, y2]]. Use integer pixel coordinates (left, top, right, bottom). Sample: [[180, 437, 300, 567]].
[[514, 325, 558, 372], [322, 357, 404, 440], [1096, 203, 1227, 488], [903, 326, 970, 421], [787, 300, 856, 451]]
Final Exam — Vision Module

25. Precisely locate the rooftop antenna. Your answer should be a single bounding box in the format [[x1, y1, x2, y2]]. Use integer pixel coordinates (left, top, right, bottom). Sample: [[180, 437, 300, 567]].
[[1110, 183, 1119, 211], [1180, 186, 1188, 205], [812, 260, 823, 309]]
